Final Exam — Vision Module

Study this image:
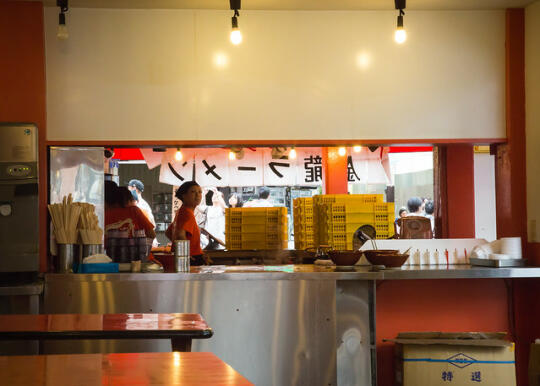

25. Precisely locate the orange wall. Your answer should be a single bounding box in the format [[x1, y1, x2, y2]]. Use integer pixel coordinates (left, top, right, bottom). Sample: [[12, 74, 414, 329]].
[[323, 147, 348, 194], [0, 1, 47, 272]]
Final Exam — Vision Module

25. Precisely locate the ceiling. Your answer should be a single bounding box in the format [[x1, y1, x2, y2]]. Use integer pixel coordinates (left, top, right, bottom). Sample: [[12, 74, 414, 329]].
[[39, 0, 536, 10]]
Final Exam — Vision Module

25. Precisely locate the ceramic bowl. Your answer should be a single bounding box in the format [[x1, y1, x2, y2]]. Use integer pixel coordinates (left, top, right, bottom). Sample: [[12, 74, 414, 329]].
[[327, 250, 363, 266], [363, 250, 409, 268]]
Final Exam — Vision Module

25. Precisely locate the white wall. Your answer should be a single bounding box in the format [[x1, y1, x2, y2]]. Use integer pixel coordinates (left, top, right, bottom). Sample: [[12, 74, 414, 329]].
[[474, 152, 497, 241], [526, 1, 540, 243], [44, 8, 506, 141]]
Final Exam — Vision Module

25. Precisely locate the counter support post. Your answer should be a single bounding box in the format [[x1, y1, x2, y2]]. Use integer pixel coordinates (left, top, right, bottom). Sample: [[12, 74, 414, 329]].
[[369, 281, 377, 386]]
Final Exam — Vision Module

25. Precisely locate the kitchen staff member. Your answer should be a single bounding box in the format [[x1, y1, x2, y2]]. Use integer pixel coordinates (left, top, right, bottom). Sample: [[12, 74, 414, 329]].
[[166, 181, 207, 265], [105, 182, 156, 239], [128, 179, 155, 226]]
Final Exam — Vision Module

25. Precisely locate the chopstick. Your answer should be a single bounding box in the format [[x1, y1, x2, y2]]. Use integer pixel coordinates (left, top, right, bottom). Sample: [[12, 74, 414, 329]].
[[48, 196, 103, 245]]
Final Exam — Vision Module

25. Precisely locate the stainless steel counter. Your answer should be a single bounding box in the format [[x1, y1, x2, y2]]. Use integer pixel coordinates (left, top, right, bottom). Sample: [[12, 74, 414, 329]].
[[0, 282, 43, 296], [44, 264, 540, 283], [42, 265, 540, 386]]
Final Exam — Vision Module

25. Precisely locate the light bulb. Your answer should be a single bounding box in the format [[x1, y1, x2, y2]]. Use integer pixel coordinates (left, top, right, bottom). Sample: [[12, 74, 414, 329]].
[[57, 13, 68, 40], [289, 148, 297, 159], [57, 24, 68, 39], [229, 151, 236, 160], [230, 28, 242, 45], [395, 28, 407, 44], [338, 147, 346, 156], [175, 148, 183, 161], [353, 146, 362, 153]]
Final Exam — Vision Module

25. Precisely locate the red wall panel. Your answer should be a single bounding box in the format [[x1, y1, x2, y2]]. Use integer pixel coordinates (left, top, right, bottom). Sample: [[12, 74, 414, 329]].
[[376, 279, 510, 386], [446, 144, 476, 238], [0, 1, 47, 272]]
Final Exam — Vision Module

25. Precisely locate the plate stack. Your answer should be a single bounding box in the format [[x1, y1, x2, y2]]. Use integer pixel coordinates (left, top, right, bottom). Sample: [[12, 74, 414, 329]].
[[498, 237, 522, 259]]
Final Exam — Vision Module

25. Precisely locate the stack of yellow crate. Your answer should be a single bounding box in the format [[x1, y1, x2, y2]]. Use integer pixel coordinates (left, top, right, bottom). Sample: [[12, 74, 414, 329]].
[[225, 207, 288, 250], [313, 194, 395, 250], [293, 197, 315, 250]]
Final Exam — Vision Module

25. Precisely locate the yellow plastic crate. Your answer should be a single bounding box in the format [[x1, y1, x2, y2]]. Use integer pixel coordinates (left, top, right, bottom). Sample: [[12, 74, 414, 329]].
[[330, 223, 372, 233], [227, 223, 287, 234], [295, 240, 315, 250], [227, 216, 287, 225], [328, 232, 355, 245], [313, 194, 384, 205], [294, 214, 314, 224], [226, 207, 287, 216], [295, 232, 314, 242], [331, 241, 353, 251], [294, 223, 314, 233], [227, 242, 286, 250], [326, 212, 393, 224], [226, 232, 262, 242], [227, 240, 243, 249], [293, 197, 313, 206], [226, 232, 287, 243], [330, 202, 393, 213], [375, 221, 395, 234], [226, 208, 288, 225], [294, 206, 314, 217]]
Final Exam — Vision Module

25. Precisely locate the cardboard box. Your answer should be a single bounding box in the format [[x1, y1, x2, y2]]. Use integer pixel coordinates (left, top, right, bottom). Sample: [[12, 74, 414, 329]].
[[390, 332, 516, 386], [529, 343, 540, 386]]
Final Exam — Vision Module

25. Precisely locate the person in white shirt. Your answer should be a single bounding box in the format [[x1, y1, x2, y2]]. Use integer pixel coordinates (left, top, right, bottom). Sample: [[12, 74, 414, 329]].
[[127, 179, 155, 226], [244, 187, 273, 208], [424, 200, 435, 232]]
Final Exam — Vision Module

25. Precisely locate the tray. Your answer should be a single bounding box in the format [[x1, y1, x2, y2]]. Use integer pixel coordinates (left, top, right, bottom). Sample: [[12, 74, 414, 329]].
[[78, 263, 119, 273], [469, 257, 527, 268]]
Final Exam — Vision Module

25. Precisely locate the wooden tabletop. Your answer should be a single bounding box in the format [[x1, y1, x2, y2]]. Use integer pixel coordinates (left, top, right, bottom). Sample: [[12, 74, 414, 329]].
[[0, 313, 213, 340], [0, 351, 253, 385]]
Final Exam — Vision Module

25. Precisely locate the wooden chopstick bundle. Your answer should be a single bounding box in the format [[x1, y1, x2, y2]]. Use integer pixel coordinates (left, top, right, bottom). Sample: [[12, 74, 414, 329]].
[[74, 202, 103, 245], [47, 194, 81, 244]]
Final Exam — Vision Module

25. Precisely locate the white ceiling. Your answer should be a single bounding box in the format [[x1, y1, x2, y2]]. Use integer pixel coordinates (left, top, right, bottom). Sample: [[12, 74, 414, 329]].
[[39, 0, 536, 10]]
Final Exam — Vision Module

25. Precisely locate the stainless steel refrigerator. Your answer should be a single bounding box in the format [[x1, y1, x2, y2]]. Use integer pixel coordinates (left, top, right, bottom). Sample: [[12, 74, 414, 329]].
[[0, 123, 39, 273]]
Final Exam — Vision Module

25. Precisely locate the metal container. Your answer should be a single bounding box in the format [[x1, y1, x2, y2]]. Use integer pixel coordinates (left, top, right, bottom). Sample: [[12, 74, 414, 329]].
[[82, 244, 103, 260], [56, 244, 76, 273], [174, 240, 190, 272], [174, 240, 190, 257], [174, 255, 190, 273]]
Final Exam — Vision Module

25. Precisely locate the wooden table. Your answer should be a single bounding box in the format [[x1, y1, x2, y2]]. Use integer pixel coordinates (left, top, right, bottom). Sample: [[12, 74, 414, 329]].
[[0, 313, 213, 352], [0, 351, 252, 385]]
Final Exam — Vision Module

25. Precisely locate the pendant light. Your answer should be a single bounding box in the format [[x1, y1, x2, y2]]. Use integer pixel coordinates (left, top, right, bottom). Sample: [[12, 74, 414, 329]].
[[229, 147, 244, 160], [230, 0, 242, 45], [57, 0, 69, 40], [175, 148, 183, 161], [394, 0, 407, 44], [289, 147, 297, 159]]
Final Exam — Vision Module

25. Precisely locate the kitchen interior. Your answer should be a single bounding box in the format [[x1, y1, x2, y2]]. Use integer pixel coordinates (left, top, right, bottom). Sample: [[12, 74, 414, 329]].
[[1, 0, 540, 385]]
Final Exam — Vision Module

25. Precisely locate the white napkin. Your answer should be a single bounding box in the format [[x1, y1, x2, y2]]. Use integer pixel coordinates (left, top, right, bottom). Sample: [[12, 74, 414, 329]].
[[82, 254, 112, 264]]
